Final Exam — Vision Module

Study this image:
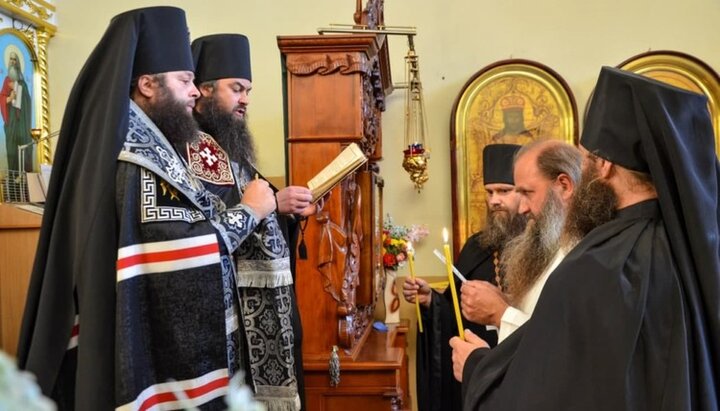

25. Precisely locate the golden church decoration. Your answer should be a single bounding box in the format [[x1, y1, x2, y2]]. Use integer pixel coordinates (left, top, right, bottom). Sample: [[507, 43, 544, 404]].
[[5, 0, 53, 21], [449, 59, 577, 251], [0, 0, 55, 202], [401, 38, 430, 191]]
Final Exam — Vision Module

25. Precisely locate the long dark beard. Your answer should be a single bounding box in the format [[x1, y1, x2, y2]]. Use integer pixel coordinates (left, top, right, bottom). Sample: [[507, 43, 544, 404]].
[[144, 86, 199, 147], [563, 165, 618, 243], [478, 206, 528, 250], [194, 96, 256, 171], [501, 188, 565, 304]]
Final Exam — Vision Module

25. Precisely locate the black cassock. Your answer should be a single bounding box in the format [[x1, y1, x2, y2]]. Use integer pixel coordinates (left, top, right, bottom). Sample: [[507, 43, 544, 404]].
[[463, 200, 713, 410], [417, 232, 499, 411]]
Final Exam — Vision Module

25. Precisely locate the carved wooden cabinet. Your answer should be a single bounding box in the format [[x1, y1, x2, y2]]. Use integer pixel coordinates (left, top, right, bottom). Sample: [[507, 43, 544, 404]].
[[278, 29, 410, 410]]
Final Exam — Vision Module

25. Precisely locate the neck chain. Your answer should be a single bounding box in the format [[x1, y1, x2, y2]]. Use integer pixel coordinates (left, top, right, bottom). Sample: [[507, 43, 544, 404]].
[[493, 250, 502, 291]]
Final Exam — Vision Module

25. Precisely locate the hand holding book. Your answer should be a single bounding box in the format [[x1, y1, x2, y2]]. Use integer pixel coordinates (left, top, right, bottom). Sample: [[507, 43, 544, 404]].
[[306, 143, 368, 203]]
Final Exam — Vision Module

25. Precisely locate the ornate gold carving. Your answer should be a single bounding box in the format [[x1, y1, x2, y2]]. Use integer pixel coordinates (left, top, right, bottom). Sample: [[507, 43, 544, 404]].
[[402, 152, 429, 190], [6, 0, 52, 20], [35, 28, 51, 164], [0, 0, 56, 34]]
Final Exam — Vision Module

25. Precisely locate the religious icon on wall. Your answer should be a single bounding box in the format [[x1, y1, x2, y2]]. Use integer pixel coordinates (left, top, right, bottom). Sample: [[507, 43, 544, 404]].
[[0, 9, 54, 204], [617, 50, 720, 157], [0, 29, 36, 174], [450, 59, 578, 252]]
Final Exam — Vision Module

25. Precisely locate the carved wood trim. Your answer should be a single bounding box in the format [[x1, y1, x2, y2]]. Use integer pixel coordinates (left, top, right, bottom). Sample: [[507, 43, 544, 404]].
[[278, 34, 380, 55], [361, 70, 382, 155], [286, 53, 369, 76], [316, 211, 347, 304]]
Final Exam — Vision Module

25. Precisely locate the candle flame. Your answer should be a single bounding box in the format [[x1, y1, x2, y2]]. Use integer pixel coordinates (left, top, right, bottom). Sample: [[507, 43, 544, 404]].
[[407, 241, 414, 253], [442, 227, 449, 243]]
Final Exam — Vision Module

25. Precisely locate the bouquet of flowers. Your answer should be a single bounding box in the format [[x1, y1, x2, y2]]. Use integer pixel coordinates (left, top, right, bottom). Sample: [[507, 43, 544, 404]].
[[382, 215, 429, 270]]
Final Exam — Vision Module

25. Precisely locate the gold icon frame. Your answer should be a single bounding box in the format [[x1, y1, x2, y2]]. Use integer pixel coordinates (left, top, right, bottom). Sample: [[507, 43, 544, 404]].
[[450, 59, 578, 252], [0, 0, 55, 172]]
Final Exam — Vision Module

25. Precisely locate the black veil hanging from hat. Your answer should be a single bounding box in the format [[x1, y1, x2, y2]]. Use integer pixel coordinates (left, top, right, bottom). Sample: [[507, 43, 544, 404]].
[[18, 6, 194, 404], [582, 66, 720, 406]]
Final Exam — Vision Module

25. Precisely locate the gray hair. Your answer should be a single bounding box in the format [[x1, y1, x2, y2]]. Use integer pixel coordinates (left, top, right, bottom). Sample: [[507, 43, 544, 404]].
[[515, 140, 582, 186]]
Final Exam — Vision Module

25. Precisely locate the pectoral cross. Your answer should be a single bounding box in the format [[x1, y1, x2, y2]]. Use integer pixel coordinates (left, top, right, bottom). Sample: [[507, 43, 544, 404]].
[[199, 147, 218, 167], [493, 250, 502, 291]]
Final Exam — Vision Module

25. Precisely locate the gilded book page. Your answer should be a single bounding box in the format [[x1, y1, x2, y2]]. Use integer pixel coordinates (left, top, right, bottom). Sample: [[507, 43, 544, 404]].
[[307, 143, 368, 202]]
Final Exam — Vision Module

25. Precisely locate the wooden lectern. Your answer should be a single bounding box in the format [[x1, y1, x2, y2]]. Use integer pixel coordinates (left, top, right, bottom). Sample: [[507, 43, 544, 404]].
[[0, 204, 42, 357], [278, 2, 410, 410]]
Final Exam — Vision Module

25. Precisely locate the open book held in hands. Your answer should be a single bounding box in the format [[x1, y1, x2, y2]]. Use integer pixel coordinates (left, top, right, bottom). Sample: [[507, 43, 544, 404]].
[[307, 143, 368, 203]]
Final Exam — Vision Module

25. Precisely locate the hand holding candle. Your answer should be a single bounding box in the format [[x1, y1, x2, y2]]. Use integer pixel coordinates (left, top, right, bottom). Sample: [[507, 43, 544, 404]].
[[407, 242, 424, 333], [443, 228, 465, 340]]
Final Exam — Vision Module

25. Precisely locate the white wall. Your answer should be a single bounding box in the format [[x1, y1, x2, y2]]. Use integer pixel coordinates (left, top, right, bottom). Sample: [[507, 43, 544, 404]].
[[48, 0, 720, 271]]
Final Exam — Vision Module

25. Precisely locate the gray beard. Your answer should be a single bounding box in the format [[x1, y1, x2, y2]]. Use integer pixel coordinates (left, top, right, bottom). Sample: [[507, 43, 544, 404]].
[[8, 66, 20, 82], [500, 188, 566, 304], [194, 97, 256, 171]]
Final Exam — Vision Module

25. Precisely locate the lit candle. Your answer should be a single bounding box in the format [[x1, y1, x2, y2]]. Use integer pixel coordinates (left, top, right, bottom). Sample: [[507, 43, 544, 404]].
[[443, 228, 465, 340], [407, 242, 423, 333]]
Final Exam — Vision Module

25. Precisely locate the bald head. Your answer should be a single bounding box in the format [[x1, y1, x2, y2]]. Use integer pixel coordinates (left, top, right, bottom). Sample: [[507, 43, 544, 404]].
[[516, 140, 581, 184]]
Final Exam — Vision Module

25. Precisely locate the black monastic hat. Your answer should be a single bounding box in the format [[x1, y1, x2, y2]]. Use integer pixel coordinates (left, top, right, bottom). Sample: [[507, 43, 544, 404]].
[[581, 66, 709, 172], [192, 34, 252, 83], [483, 143, 521, 184], [113, 7, 194, 77], [581, 66, 720, 392]]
